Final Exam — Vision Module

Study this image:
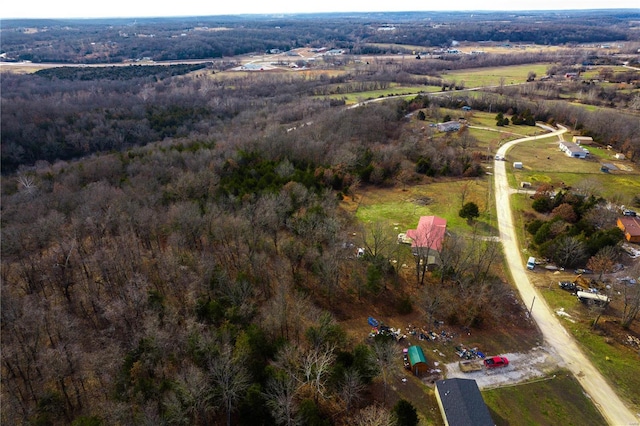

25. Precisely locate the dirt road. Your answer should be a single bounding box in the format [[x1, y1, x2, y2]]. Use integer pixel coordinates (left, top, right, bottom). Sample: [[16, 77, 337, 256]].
[[494, 126, 639, 425]]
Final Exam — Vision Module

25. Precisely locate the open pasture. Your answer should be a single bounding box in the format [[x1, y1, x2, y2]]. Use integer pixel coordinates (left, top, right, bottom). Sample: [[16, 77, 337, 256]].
[[353, 178, 494, 236], [441, 63, 553, 88]]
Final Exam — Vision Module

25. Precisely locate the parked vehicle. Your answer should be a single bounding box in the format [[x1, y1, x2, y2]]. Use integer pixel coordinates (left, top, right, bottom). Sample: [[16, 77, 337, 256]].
[[558, 281, 577, 292], [526, 257, 536, 270], [484, 356, 509, 368]]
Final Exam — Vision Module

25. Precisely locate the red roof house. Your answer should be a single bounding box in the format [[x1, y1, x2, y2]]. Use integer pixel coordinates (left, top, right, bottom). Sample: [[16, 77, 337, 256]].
[[406, 216, 447, 251]]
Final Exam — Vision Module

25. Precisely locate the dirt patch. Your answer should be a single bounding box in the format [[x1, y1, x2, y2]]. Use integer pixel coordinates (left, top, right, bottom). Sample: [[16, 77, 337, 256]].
[[445, 346, 563, 389], [613, 162, 634, 171], [410, 196, 433, 206]]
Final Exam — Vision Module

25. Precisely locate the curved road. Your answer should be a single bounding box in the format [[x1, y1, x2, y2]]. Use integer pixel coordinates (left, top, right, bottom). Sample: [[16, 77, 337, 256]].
[[494, 125, 638, 425]]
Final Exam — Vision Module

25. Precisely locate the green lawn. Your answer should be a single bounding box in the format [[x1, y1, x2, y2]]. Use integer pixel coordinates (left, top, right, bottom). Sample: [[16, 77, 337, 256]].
[[505, 139, 640, 202], [441, 63, 553, 88], [483, 370, 607, 426], [321, 85, 437, 104], [354, 179, 496, 237]]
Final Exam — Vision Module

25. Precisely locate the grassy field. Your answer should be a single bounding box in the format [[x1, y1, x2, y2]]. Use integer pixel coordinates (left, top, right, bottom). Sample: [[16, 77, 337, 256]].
[[505, 138, 640, 202], [441, 63, 553, 88], [322, 85, 439, 104], [353, 179, 496, 237], [483, 370, 607, 426]]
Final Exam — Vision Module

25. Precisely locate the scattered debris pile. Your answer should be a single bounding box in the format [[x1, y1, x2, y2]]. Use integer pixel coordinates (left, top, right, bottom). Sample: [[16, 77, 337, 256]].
[[405, 323, 455, 343], [455, 344, 485, 360], [367, 317, 408, 342]]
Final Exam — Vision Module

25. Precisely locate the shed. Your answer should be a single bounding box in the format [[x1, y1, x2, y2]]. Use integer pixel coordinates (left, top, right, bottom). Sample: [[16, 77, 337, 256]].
[[407, 345, 429, 376], [513, 162, 523, 169], [435, 378, 494, 426], [618, 217, 640, 243], [572, 136, 593, 144]]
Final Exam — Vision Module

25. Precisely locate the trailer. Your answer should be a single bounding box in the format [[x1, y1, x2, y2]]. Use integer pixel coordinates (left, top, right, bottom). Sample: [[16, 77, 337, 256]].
[[576, 291, 610, 306], [459, 359, 484, 372]]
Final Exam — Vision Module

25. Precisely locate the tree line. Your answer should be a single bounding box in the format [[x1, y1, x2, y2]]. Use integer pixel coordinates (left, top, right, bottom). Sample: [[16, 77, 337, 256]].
[[2, 10, 638, 63]]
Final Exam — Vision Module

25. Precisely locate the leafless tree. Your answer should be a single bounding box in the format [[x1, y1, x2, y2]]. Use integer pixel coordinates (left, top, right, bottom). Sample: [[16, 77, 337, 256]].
[[617, 263, 640, 329], [209, 343, 250, 426], [264, 373, 300, 426], [587, 246, 619, 281], [300, 344, 335, 403], [458, 181, 472, 209], [359, 220, 398, 262], [17, 174, 38, 198], [554, 236, 587, 268], [437, 232, 467, 284], [421, 283, 446, 327], [583, 205, 618, 230], [573, 177, 603, 198], [163, 364, 214, 425], [371, 339, 397, 404], [339, 368, 365, 416], [353, 404, 395, 426]]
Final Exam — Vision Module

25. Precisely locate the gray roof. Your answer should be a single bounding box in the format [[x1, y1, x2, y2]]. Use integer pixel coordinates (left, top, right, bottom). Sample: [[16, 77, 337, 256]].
[[436, 378, 494, 426]]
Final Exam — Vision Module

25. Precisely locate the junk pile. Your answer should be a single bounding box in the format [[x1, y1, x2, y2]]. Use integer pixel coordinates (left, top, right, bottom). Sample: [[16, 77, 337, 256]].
[[455, 344, 485, 360], [367, 317, 407, 342], [406, 324, 455, 343]]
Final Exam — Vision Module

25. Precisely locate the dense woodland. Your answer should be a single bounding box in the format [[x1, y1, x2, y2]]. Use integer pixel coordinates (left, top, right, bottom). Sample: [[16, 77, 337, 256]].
[[2, 10, 639, 63], [2, 12, 640, 426]]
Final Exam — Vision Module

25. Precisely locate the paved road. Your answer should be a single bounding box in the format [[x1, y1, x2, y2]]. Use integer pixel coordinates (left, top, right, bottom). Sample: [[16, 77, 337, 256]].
[[494, 126, 639, 426]]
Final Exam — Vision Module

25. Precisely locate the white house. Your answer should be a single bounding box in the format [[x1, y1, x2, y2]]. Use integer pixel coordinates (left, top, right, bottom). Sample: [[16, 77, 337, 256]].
[[615, 153, 626, 160], [559, 141, 587, 158]]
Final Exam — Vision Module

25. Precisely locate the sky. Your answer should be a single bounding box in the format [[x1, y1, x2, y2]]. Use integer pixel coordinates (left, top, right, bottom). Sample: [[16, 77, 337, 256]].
[[1, 0, 638, 19]]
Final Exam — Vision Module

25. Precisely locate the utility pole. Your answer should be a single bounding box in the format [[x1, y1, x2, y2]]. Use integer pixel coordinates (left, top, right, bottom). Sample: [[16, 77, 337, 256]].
[[529, 296, 536, 316]]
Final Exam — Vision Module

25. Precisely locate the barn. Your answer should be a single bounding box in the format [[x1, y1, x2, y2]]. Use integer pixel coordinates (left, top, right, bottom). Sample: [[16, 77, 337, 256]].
[[407, 345, 429, 376]]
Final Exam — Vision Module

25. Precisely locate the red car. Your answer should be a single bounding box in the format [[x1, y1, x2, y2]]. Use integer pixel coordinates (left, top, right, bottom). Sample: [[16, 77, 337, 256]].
[[484, 356, 509, 368]]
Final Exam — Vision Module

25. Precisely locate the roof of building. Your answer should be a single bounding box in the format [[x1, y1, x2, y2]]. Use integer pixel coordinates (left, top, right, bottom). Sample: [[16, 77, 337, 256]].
[[435, 378, 494, 426], [559, 141, 586, 155], [437, 121, 461, 132], [619, 217, 640, 236], [407, 346, 427, 366], [406, 216, 447, 251]]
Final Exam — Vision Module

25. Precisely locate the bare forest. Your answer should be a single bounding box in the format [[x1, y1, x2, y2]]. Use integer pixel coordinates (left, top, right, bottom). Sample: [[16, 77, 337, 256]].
[[2, 10, 640, 426]]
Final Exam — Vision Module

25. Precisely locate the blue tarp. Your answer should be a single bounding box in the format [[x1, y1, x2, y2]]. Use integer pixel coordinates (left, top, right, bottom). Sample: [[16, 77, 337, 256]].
[[368, 317, 379, 327]]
